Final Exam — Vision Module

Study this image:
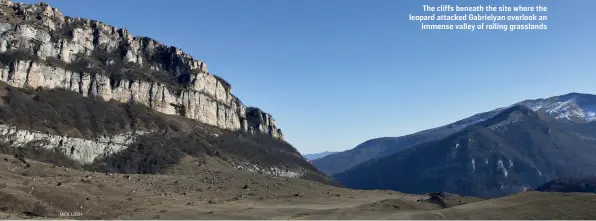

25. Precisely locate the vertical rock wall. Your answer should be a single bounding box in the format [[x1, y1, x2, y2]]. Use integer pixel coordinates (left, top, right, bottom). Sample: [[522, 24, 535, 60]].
[[0, 0, 283, 139]]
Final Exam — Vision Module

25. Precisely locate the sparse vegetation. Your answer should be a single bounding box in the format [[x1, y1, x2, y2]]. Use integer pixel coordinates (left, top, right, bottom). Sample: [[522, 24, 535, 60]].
[[0, 1, 334, 194], [0, 83, 332, 185], [0, 48, 233, 108], [1, 0, 236, 96], [0, 82, 182, 138], [0, 48, 183, 92], [84, 47, 182, 90], [0, 143, 82, 169], [56, 18, 87, 41], [86, 129, 331, 185]]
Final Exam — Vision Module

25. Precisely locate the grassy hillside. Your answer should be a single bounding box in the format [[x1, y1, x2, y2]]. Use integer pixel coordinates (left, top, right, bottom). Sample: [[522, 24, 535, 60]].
[[0, 82, 333, 185]]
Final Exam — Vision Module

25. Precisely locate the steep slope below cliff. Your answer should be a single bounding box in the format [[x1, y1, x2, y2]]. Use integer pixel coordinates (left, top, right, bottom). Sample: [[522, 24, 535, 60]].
[[0, 0, 333, 184], [0, 81, 332, 184], [334, 105, 596, 198], [0, 0, 282, 139]]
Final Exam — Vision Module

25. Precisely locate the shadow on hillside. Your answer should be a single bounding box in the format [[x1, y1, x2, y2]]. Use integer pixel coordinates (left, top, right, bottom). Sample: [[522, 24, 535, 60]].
[[0, 83, 335, 186]]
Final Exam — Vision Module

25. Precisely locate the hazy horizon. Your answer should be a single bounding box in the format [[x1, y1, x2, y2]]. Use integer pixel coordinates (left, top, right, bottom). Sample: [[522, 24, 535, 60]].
[[20, 0, 596, 154]]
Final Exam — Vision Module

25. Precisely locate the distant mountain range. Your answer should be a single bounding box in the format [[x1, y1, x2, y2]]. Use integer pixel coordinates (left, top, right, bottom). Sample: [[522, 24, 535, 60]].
[[315, 93, 596, 198], [303, 151, 338, 161], [311, 109, 502, 176]]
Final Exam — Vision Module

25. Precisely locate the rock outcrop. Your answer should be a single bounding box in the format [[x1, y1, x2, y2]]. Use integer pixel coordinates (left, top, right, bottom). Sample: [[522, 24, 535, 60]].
[[0, 123, 305, 178], [0, 124, 147, 164], [0, 0, 283, 139]]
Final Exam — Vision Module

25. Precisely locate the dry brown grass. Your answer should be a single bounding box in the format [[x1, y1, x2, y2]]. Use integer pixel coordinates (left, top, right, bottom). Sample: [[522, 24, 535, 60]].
[[0, 153, 594, 220]]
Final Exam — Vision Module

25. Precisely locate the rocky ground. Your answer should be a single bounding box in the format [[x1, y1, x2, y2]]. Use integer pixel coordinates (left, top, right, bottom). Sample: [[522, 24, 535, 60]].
[[0, 153, 595, 220]]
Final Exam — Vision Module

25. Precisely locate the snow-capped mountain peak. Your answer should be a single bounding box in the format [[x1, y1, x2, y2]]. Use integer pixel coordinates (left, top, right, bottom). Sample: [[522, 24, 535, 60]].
[[517, 93, 596, 123]]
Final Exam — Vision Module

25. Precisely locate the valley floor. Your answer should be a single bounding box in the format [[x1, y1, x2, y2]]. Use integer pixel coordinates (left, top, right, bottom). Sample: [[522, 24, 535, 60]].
[[0, 154, 595, 220]]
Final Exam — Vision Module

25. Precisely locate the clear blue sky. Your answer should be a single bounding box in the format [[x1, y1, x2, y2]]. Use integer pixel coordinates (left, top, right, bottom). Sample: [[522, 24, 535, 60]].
[[18, 0, 596, 154]]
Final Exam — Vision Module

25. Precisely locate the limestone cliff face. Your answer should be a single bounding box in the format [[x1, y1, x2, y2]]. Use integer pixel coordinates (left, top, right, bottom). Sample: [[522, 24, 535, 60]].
[[0, 123, 304, 178], [0, 124, 147, 164], [0, 0, 283, 139]]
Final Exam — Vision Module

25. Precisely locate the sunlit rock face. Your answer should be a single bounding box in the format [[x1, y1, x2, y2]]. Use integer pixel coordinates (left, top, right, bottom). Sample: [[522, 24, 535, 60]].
[[0, 0, 283, 139]]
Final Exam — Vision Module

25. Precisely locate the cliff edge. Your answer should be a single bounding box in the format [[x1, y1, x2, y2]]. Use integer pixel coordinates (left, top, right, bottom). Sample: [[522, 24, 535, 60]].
[[0, 0, 283, 139]]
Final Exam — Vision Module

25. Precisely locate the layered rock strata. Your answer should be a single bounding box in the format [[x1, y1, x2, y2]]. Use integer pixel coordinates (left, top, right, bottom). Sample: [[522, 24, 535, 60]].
[[0, 0, 283, 139], [0, 124, 147, 164]]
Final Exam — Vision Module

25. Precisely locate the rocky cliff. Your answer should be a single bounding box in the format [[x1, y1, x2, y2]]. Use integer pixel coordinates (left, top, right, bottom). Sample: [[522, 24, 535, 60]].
[[0, 0, 283, 139], [0, 124, 147, 164], [0, 80, 335, 183]]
